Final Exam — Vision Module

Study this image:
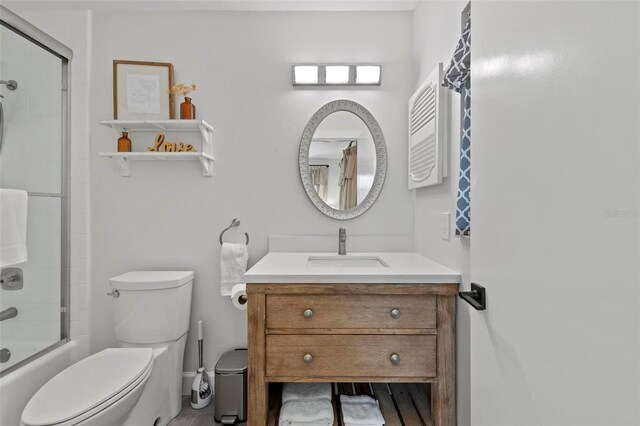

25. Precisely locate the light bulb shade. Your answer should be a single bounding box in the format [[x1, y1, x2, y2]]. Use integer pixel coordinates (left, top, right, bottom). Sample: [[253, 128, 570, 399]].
[[325, 65, 350, 84], [356, 65, 381, 84], [292, 64, 381, 86], [293, 66, 319, 84]]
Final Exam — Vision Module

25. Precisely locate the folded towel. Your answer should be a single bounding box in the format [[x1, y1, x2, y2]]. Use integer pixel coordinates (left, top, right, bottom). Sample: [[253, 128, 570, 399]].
[[278, 399, 334, 426], [344, 423, 384, 426], [0, 189, 28, 267], [220, 242, 248, 296], [340, 395, 385, 425], [282, 383, 332, 404]]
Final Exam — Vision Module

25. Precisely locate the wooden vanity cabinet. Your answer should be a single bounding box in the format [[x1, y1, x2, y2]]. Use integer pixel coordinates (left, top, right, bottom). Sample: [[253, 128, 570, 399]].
[[247, 283, 458, 426]]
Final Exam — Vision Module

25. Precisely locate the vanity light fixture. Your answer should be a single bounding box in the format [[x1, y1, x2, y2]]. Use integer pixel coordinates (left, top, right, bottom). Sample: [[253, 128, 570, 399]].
[[293, 65, 319, 84], [356, 65, 381, 85], [325, 65, 350, 84], [292, 64, 381, 86]]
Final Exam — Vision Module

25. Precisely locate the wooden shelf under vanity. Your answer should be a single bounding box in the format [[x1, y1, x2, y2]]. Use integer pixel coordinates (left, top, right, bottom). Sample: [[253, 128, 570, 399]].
[[247, 282, 458, 426], [266, 382, 434, 426]]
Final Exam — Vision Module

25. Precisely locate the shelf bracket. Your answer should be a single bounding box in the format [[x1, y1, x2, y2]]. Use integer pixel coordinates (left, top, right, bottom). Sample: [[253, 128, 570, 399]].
[[199, 122, 214, 146], [199, 156, 213, 176], [111, 124, 125, 138], [112, 156, 131, 177]]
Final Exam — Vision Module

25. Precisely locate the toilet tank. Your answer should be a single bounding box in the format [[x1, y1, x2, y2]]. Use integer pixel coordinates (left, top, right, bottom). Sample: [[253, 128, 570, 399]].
[[110, 271, 193, 344]]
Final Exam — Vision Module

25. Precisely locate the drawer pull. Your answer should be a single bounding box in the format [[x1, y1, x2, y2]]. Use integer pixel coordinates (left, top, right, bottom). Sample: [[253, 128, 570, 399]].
[[303, 309, 314, 319], [303, 354, 313, 364], [390, 308, 401, 319], [390, 353, 400, 365]]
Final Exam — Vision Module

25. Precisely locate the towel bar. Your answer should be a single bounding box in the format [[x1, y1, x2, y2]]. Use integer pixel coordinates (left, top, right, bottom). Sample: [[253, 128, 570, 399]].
[[459, 282, 486, 310]]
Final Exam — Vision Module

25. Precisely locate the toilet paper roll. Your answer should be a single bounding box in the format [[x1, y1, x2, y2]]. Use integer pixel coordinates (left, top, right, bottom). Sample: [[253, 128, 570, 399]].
[[230, 283, 248, 310]]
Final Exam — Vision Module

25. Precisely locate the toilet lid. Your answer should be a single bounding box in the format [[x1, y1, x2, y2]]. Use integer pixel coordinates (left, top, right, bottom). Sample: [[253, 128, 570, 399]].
[[22, 348, 153, 426]]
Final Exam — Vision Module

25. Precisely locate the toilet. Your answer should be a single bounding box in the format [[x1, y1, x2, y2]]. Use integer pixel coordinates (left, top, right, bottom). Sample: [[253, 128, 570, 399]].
[[20, 271, 194, 426]]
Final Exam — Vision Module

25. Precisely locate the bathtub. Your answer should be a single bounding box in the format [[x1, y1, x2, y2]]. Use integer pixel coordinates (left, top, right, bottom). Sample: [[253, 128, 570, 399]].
[[0, 340, 77, 426], [0, 340, 62, 372]]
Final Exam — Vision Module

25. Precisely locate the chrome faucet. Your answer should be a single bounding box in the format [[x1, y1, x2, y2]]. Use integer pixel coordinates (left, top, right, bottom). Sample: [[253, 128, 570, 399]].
[[338, 228, 347, 255]]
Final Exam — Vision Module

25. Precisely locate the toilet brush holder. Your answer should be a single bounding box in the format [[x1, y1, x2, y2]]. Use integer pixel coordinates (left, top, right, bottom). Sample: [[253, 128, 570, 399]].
[[191, 321, 212, 409]]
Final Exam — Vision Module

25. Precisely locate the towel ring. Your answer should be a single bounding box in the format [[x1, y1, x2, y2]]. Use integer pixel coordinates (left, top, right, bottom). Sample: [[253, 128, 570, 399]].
[[219, 218, 249, 245]]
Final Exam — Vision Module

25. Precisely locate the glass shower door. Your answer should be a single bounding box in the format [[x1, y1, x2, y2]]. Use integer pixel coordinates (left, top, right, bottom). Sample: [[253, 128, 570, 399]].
[[0, 20, 68, 375]]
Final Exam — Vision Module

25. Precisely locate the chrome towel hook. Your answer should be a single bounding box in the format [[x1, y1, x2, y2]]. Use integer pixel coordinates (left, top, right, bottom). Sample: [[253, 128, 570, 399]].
[[219, 218, 249, 245]]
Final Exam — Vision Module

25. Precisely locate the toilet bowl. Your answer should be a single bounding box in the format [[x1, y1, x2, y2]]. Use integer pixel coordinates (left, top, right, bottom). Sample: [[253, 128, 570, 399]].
[[21, 271, 193, 426]]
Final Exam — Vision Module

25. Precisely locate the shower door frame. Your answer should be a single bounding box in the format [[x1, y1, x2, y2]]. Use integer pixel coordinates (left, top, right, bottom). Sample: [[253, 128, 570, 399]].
[[0, 5, 72, 377]]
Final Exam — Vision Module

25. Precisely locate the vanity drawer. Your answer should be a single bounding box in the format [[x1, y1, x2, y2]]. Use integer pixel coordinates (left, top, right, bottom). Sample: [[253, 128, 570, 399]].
[[266, 295, 436, 330], [266, 334, 436, 379]]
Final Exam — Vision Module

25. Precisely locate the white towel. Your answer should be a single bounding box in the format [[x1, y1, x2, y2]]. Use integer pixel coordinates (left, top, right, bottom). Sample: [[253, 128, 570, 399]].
[[0, 189, 28, 267], [340, 395, 385, 425], [278, 399, 334, 426], [282, 383, 332, 404], [344, 423, 384, 426], [220, 242, 248, 296]]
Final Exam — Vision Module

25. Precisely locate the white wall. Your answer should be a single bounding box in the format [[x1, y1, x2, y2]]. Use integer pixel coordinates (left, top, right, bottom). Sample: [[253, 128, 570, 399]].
[[3, 7, 93, 360], [470, 1, 639, 424], [89, 10, 414, 374], [412, 1, 470, 424]]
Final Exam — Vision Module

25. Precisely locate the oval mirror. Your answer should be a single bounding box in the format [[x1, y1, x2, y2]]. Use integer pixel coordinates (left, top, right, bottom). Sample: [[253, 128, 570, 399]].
[[299, 100, 387, 219]]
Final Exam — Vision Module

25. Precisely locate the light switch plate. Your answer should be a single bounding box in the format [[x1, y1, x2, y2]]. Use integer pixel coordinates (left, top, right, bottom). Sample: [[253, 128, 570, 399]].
[[440, 212, 451, 241]]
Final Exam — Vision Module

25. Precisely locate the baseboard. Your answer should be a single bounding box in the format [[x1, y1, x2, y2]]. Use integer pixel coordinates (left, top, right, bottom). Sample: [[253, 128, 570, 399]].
[[182, 371, 215, 396]]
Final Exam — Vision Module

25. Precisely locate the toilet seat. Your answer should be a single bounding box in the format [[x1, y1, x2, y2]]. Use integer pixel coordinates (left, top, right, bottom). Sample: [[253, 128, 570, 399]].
[[21, 348, 153, 426]]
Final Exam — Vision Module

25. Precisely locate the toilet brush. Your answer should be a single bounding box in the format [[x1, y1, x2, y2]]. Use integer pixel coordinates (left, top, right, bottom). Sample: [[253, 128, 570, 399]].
[[191, 320, 213, 409]]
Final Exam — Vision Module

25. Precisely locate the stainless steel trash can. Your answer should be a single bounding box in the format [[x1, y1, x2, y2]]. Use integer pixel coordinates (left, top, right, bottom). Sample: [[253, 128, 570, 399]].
[[214, 349, 247, 424]]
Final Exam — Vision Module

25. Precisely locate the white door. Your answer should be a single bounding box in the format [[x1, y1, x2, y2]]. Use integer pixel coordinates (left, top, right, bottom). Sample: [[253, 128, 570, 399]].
[[469, 2, 640, 425]]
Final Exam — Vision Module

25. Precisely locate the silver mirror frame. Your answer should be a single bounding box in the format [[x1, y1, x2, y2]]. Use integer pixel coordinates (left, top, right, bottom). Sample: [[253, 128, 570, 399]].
[[299, 99, 387, 220]]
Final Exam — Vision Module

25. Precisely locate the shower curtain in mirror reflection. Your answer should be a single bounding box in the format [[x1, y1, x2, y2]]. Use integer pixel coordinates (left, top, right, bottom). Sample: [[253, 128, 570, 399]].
[[339, 145, 357, 210], [310, 165, 329, 201], [443, 16, 471, 237]]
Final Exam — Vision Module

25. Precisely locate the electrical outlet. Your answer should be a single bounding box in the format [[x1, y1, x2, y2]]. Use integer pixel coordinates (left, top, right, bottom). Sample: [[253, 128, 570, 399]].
[[440, 212, 451, 241]]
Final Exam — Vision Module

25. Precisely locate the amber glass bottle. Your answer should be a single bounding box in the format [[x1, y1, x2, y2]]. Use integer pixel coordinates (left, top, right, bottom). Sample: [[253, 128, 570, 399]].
[[180, 97, 196, 119], [117, 131, 132, 152]]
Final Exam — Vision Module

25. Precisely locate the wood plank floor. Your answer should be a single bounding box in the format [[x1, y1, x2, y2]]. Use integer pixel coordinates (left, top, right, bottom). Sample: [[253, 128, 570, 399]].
[[268, 382, 433, 426]]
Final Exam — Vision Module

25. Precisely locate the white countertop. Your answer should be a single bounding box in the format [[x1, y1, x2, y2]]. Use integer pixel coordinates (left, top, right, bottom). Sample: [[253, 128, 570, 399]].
[[244, 252, 461, 284]]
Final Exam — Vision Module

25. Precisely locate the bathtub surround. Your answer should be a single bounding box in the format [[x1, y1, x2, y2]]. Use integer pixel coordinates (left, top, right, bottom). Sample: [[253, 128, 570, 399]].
[[8, 8, 94, 360], [0, 8, 92, 425]]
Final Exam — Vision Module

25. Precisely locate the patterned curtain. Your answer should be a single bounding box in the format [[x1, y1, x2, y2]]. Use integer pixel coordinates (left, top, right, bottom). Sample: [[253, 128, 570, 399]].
[[442, 17, 471, 237]]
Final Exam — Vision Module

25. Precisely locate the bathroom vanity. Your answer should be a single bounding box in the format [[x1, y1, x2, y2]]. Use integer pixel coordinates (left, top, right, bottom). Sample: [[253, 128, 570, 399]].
[[245, 252, 460, 426]]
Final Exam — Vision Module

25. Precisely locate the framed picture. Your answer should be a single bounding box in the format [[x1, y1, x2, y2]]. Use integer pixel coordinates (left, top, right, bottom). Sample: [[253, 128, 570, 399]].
[[113, 60, 175, 119]]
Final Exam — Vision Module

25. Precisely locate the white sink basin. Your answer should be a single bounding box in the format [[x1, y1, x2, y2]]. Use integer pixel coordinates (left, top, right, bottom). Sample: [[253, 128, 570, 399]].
[[307, 255, 390, 268]]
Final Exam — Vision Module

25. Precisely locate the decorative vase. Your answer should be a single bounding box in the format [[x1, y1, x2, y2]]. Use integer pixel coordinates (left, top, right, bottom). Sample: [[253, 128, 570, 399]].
[[180, 97, 196, 119], [117, 131, 131, 152]]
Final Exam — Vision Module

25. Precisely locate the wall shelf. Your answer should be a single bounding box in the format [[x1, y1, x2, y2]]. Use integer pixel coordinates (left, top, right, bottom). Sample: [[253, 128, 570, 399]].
[[98, 120, 215, 176], [98, 152, 214, 177]]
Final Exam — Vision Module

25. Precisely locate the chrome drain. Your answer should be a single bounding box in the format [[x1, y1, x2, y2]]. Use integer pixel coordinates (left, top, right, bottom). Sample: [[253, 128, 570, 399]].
[[0, 348, 11, 363]]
